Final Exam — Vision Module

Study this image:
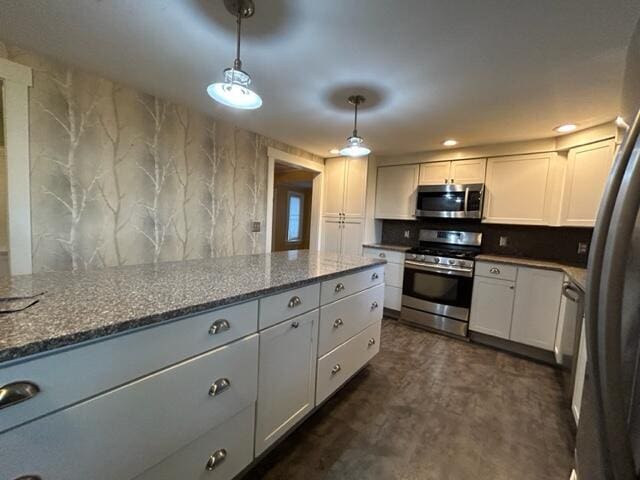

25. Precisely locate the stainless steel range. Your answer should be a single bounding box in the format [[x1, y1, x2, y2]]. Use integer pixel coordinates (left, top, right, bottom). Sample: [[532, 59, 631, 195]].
[[400, 229, 482, 338]]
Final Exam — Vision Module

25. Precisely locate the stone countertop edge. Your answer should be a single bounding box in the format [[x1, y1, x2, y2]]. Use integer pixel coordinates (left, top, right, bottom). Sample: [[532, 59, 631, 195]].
[[475, 254, 587, 291], [362, 243, 412, 252], [0, 254, 385, 366]]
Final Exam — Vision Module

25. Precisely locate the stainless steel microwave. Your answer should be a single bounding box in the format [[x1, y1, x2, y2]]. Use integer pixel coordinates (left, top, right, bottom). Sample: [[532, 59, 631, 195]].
[[415, 183, 484, 219]]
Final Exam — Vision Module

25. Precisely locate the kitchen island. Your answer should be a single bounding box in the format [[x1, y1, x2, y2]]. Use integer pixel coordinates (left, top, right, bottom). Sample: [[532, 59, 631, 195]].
[[0, 251, 385, 480]]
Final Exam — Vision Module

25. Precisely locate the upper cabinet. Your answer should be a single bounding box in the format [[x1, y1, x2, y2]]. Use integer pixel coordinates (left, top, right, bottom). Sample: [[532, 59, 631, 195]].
[[560, 140, 615, 227], [483, 153, 555, 225], [374, 164, 419, 220], [418, 159, 486, 185], [322, 157, 367, 218]]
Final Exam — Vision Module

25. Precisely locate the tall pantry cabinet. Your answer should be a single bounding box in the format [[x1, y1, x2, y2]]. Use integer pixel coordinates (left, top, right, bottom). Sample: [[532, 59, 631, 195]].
[[321, 156, 367, 255]]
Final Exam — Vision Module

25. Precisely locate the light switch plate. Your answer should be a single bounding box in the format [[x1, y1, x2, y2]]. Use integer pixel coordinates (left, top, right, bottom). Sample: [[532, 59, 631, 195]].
[[499, 236, 509, 247], [251, 221, 261, 233], [403, 230, 411, 239]]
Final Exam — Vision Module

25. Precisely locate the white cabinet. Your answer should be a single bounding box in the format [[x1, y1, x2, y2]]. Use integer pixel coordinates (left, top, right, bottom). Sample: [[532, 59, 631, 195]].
[[511, 267, 563, 350], [470, 262, 563, 351], [374, 164, 419, 219], [323, 156, 367, 218], [469, 276, 515, 339], [321, 217, 363, 255], [419, 159, 486, 185], [560, 139, 615, 227], [419, 162, 451, 185], [483, 153, 555, 225], [254, 309, 318, 456]]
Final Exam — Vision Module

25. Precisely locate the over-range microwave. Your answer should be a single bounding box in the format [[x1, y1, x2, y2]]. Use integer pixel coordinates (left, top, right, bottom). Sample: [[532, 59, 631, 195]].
[[415, 183, 484, 219]]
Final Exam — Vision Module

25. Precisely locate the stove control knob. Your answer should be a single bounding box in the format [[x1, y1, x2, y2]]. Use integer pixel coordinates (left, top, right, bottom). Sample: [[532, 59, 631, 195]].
[[418, 255, 426, 261], [433, 257, 440, 264], [448, 259, 456, 265], [408, 254, 416, 260]]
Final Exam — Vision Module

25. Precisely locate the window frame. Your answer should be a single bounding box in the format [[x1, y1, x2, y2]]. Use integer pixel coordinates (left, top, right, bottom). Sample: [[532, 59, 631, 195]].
[[286, 191, 304, 243]]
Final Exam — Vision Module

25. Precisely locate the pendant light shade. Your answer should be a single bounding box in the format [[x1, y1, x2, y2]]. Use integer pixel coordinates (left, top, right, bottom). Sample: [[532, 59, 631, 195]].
[[207, 0, 262, 110], [339, 95, 371, 157]]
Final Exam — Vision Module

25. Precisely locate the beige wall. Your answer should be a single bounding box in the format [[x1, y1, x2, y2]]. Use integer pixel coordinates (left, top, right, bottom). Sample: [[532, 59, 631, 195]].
[[0, 147, 6, 251], [0, 41, 322, 272]]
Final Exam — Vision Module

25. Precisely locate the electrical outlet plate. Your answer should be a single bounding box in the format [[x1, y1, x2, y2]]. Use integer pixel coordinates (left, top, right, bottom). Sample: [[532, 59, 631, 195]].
[[251, 221, 261, 233], [499, 236, 508, 247], [403, 230, 411, 239], [577, 241, 588, 254]]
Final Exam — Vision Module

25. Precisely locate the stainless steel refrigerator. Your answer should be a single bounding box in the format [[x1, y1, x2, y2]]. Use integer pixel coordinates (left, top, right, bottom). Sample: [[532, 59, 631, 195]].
[[576, 16, 640, 480]]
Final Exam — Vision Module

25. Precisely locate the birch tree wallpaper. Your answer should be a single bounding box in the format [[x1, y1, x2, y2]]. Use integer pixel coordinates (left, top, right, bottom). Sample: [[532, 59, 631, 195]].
[[0, 41, 322, 273]]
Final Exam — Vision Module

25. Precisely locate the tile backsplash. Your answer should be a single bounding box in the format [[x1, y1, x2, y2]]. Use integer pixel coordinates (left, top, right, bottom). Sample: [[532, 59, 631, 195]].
[[381, 219, 593, 267]]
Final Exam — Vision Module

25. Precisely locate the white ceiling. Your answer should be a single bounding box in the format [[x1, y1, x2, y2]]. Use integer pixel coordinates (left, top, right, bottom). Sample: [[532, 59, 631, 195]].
[[0, 0, 639, 156]]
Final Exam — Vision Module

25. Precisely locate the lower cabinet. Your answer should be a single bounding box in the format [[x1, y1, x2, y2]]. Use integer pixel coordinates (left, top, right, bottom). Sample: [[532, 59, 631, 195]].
[[470, 262, 563, 351], [316, 320, 381, 405], [469, 276, 515, 339], [134, 406, 255, 480], [254, 309, 319, 456], [362, 247, 405, 311]]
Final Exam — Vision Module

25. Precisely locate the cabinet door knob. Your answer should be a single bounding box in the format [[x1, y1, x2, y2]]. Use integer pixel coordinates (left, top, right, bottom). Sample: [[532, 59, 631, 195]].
[[208, 378, 231, 397], [509, 286, 515, 290], [451, 178, 454, 183], [0, 381, 40, 410], [288, 296, 302, 308], [333, 318, 344, 328], [208, 319, 230, 336], [331, 364, 342, 375], [334, 283, 345, 293], [371, 301, 379, 310], [291, 321, 300, 328], [371, 272, 379, 280], [489, 267, 501, 274], [205, 448, 227, 471], [368, 337, 376, 346]]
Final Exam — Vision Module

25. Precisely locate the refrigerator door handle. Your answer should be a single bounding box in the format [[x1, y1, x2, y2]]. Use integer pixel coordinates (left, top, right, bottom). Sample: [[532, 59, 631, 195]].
[[596, 111, 640, 480]]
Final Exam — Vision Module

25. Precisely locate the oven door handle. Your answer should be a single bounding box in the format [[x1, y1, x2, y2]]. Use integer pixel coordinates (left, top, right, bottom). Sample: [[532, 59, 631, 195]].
[[463, 187, 469, 214], [405, 260, 473, 277]]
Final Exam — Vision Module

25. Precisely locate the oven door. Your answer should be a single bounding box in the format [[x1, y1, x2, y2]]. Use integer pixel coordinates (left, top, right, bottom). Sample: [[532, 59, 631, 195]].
[[415, 184, 483, 219], [402, 262, 473, 321]]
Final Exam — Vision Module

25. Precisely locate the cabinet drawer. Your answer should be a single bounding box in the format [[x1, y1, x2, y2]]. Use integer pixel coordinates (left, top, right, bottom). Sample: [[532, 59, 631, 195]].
[[316, 320, 381, 405], [475, 261, 518, 281], [135, 405, 255, 480], [362, 247, 405, 264], [259, 283, 320, 330], [384, 285, 402, 311], [0, 300, 258, 434], [1, 335, 259, 480], [320, 266, 385, 305], [318, 284, 384, 357]]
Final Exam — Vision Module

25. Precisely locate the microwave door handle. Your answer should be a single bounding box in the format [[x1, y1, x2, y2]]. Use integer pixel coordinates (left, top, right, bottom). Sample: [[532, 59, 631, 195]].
[[463, 187, 469, 214]]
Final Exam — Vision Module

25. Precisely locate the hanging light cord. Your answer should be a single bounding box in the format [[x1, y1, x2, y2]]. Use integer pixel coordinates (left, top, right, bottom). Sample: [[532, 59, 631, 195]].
[[233, 10, 242, 70]]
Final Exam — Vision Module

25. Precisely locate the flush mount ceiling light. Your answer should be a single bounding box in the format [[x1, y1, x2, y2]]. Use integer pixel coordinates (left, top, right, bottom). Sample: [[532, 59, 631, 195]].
[[207, 0, 262, 110], [329, 149, 341, 154], [442, 139, 458, 147], [339, 95, 371, 157], [554, 123, 577, 133]]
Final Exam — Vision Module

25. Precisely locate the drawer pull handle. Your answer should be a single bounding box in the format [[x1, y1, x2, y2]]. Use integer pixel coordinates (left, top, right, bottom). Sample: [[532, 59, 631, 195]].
[[205, 448, 227, 471], [371, 272, 379, 280], [291, 321, 300, 328], [333, 318, 344, 328], [371, 301, 379, 310], [12, 476, 42, 480], [208, 319, 230, 335], [331, 364, 341, 375], [0, 381, 40, 410], [368, 337, 376, 347], [379, 252, 386, 258], [208, 378, 231, 397], [489, 267, 501, 274], [288, 296, 302, 308], [334, 283, 345, 293]]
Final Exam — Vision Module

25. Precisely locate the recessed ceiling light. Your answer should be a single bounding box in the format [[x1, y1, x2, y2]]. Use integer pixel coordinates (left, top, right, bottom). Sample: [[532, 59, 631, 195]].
[[442, 139, 458, 147], [329, 149, 340, 154], [554, 124, 577, 133]]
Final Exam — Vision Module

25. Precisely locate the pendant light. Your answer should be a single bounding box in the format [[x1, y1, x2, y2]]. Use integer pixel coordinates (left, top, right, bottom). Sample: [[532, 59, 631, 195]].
[[207, 0, 262, 110], [340, 95, 371, 157]]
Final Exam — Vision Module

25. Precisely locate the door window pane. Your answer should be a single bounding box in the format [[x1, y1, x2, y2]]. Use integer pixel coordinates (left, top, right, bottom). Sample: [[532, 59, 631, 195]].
[[287, 193, 303, 242]]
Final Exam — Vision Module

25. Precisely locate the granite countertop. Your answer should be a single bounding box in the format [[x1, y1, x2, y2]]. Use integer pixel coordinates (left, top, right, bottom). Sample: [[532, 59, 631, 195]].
[[475, 254, 587, 291], [362, 243, 412, 252], [0, 251, 385, 364]]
